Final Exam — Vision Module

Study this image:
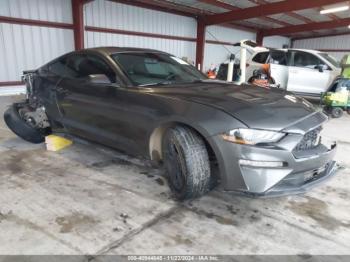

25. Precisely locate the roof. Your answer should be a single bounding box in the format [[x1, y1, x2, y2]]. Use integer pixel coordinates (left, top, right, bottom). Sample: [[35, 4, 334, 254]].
[[85, 46, 168, 55], [254, 48, 328, 54]]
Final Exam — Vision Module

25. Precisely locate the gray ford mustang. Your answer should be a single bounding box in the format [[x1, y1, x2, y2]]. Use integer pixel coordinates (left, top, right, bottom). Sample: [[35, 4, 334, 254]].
[[4, 47, 337, 200]]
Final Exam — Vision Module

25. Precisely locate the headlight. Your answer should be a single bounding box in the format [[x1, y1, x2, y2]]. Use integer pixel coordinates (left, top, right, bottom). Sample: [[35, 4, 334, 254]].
[[221, 128, 285, 145]]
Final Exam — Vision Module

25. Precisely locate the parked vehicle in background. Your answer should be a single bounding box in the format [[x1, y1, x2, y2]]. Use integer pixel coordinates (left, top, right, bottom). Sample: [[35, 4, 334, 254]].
[[247, 48, 341, 97], [322, 77, 350, 118]]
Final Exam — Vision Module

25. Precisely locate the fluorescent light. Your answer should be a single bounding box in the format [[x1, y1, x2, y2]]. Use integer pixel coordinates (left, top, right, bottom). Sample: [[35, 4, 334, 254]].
[[320, 5, 349, 14]]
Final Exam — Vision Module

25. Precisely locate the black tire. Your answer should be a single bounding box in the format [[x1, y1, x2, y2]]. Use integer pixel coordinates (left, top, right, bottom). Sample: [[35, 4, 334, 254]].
[[331, 107, 343, 118], [3, 104, 46, 143], [162, 126, 211, 200], [347, 108, 350, 115]]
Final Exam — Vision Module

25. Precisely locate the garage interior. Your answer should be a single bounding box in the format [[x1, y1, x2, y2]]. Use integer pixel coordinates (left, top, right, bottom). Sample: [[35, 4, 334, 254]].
[[1, 0, 350, 258]]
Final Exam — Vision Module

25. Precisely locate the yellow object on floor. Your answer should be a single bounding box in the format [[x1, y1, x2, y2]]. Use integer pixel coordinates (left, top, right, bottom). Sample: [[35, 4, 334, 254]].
[[45, 135, 73, 151]]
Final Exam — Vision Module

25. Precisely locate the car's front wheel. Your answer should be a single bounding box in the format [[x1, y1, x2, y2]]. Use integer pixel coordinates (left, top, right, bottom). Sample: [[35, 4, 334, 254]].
[[331, 107, 343, 118], [4, 103, 50, 143], [162, 126, 211, 200]]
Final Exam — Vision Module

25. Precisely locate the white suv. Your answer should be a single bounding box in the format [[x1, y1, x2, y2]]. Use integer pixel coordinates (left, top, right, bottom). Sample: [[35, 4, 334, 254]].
[[247, 48, 341, 97]]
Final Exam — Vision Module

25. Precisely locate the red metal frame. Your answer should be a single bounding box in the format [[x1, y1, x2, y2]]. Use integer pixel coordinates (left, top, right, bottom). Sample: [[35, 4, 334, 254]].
[[111, 0, 258, 32], [0, 16, 73, 29], [292, 31, 350, 41], [85, 26, 196, 42], [204, 0, 345, 25], [252, 0, 314, 24], [0, 81, 24, 87], [264, 18, 350, 36], [256, 31, 264, 46], [196, 20, 206, 70], [86, 25, 237, 45], [72, 0, 85, 50]]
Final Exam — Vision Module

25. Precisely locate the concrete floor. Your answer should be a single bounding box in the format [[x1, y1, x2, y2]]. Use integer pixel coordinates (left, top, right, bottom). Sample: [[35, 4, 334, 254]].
[[0, 95, 350, 256]]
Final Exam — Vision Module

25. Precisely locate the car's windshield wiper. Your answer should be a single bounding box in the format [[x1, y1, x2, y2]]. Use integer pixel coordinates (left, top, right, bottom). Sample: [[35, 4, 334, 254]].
[[138, 78, 206, 87], [138, 81, 174, 87]]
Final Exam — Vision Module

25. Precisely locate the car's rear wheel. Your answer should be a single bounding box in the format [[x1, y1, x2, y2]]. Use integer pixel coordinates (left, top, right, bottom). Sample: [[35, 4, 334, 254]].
[[331, 107, 343, 118], [4, 104, 49, 143], [162, 126, 211, 200]]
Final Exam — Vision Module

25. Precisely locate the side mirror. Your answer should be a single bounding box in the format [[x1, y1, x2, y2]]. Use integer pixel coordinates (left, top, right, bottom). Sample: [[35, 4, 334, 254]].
[[315, 64, 327, 72], [87, 74, 112, 84]]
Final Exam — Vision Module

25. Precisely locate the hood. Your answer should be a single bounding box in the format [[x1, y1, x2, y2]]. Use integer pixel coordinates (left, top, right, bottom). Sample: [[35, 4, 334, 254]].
[[153, 82, 318, 131]]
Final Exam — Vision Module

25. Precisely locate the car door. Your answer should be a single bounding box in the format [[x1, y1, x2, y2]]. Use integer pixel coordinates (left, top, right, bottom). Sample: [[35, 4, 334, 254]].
[[55, 52, 137, 151], [268, 50, 289, 89], [287, 51, 333, 95]]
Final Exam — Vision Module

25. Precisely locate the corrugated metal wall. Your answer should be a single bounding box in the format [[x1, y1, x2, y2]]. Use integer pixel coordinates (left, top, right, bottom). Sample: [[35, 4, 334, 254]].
[[0, 0, 74, 87], [84, 0, 197, 63], [263, 36, 290, 49], [84, 0, 262, 72], [0, 0, 72, 23], [0, 24, 74, 81], [293, 35, 350, 60]]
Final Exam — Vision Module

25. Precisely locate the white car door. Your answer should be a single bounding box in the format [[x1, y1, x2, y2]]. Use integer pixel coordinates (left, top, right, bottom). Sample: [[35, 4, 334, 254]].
[[287, 51, 334, 95], [268, 50, 289, 89]]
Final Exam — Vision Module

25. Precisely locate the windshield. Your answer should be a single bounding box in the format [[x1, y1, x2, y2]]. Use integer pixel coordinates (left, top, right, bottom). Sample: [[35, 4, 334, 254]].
[[318, 53, 340, 68], [111, 52, 206, 86]]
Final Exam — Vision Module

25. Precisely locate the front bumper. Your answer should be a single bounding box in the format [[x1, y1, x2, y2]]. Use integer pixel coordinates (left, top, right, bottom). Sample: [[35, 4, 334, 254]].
[[210, 133, 337, 197], [245, 160, 338, 197]]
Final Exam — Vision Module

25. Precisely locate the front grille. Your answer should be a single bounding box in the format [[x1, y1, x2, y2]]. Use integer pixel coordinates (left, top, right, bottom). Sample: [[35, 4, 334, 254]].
[[294, 126, 322, 152]]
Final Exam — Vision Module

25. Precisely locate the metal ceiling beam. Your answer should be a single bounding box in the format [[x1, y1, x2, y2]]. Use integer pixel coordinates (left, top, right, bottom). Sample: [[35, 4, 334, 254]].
[[110, 0, 259, 32], [199, 0, 291, 27], [318, 6, 340, 21], [292, 31, 350, 41], [0, 15, 73, 29], [250, 0, 314, 23], [204, 0, 345, 25], [264, 17, 350, 36]]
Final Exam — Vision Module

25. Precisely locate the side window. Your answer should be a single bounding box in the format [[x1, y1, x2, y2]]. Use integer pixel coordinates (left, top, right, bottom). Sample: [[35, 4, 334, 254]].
[[252, 52, 269, 64], [268, 51, 287, 65], [65, 54, 116, 83], [292, 52, 322, 69]]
